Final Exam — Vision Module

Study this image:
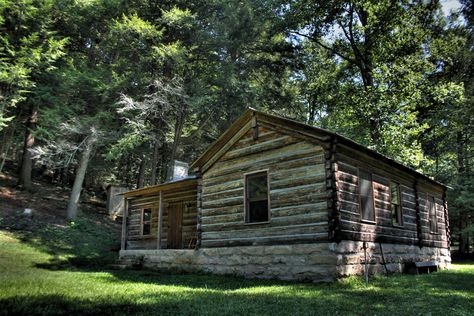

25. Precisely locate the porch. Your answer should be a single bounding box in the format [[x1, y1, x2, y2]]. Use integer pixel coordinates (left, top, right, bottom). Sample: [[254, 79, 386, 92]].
[[121, 177, 198, 250]]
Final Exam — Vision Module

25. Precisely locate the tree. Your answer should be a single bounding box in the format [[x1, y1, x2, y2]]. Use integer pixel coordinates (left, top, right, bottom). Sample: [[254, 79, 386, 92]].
[[282, 0, 465, 168], [0, 0, 67, 190]]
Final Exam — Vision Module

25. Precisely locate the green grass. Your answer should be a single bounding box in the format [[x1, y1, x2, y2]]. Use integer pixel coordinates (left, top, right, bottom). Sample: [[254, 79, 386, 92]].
[[1, 231, 473, 316]]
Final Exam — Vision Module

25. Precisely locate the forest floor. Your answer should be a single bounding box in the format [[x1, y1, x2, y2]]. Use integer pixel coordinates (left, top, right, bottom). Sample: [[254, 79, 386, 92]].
[[1, 172, 474, 315]]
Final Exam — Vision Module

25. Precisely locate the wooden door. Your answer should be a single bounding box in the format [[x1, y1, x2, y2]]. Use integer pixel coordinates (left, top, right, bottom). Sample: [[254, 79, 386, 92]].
[[167, 202, 183, 249]]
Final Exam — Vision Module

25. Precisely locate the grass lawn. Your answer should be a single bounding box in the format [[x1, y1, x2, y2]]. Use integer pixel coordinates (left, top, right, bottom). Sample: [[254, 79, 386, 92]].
[[1, 230, 473, 316]]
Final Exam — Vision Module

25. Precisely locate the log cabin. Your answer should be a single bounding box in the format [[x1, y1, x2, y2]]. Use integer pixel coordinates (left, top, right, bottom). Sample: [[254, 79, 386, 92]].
[[119, 108, 451, 282]]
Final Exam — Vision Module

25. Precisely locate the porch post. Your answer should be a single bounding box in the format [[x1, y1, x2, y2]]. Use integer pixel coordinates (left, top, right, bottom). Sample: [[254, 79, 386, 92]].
[[121, 197, 129, 250], [157, 190, 163, 249]]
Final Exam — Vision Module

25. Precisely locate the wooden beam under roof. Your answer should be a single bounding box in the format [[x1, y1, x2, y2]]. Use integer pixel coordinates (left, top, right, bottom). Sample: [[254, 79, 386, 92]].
[[123, 178, 198, 198]]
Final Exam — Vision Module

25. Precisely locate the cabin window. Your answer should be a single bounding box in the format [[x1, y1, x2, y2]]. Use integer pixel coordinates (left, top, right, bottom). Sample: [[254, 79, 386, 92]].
[[141, 208, 152, 236], [359, 170, 375, 222], [245, 171, 269, 223], [428, 196, 438, 233], [390, 182, 403, 226]]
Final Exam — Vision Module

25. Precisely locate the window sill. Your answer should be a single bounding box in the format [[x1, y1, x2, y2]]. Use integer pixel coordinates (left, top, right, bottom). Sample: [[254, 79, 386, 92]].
[[392, 224, 404, 229], [361, 219, 376, 225], [139, 235, 153, 238], [429, 231, 440, 235], [244, 221, 270, 226]]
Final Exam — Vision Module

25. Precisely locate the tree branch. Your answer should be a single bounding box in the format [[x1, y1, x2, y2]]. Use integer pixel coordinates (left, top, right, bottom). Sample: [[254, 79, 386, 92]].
[[289, 31, 354, 64]]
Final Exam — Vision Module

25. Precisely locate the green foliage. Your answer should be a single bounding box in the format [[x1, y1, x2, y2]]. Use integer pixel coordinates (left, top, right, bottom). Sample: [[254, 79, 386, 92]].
[[0, 0, 67, 131]]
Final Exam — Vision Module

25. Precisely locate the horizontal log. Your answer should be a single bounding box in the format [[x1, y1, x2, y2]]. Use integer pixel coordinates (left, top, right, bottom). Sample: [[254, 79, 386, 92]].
[[220, 135, 299, 161], [202, 205, 243, 217], [206, 143, 324, 178], [201, 232, 328, 248], [337, 181, 358, 195], [271, 173, 326, 191], [271, 164, 325, 181], [271, 202, 328, 217], [339, 219, 418, 239], [339, 199, 359, 214], [270, 191, 327, 209], [231, 129, 280, 150], [202, 155, 319, 186], [271, 182, 325, 196], [337, 191, 359, 204], [163, 196, 197, 204], [202, 187, 243, 200], [202, 212, 244, 225], [337, 161, 359, 174], [337, 146, 416, 187], [201, 211, 328, 232], [202, 222, 327, 240], [202, 196, 243, 209], [203, 179, 243, 195], [339, 230, 420, 245], [337, 170, 358, 185]]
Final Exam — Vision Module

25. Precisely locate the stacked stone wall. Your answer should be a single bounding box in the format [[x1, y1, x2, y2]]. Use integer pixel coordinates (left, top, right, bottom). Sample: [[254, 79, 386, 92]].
[[120, 243, 337, 282], [119, 241, 451, 282], [333, 241, 451, 277]]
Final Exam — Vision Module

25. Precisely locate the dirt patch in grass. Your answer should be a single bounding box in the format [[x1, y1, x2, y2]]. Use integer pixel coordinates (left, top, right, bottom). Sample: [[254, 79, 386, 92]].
[[0, 172, 106, 228]]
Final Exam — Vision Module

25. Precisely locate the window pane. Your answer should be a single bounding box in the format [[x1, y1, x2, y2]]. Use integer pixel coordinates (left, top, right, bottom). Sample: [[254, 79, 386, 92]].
[[142, 209, 152, 235], [143, 209, 152, 221], [390, 183, 399, 205], [359, 172, 372, 195], [361, 195, 374, 221], [248, 173, 267, 200], [248, 200, 269, 222], [246, 172, 269, 223], [429, 197, 438, 233], [143, 223, 151, 235], [359, 170, 374, 221], [391, 204, 399, 225], [390, 182, 402, 225]]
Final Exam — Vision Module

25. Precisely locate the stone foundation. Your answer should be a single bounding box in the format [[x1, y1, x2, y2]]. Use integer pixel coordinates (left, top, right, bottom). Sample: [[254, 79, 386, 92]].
[[333, 241, 451, 277], [119, 241, 451, 282]]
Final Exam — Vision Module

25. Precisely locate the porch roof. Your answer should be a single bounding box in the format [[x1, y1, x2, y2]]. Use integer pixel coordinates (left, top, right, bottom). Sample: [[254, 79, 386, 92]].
[[122, 176, 198, 198]]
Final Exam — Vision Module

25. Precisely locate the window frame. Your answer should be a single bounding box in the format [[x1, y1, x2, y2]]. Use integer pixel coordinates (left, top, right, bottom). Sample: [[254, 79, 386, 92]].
[[358, 168, 376, 224], [427, 195, 438, 234], [140, 207, 153, 237], [389, 180, 404, 227], [244, 169, 270, 224]]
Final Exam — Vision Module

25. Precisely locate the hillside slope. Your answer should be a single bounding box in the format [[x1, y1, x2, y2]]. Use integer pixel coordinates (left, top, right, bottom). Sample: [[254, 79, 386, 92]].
[[0, 172, 121, 268]]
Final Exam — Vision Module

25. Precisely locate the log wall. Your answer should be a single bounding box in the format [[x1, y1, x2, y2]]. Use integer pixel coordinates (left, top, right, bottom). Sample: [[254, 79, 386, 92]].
[[125, 184, 197, 250], [200, 125, 329, 248], [417, 182, 449, 249], [335, 144, 449, 248]]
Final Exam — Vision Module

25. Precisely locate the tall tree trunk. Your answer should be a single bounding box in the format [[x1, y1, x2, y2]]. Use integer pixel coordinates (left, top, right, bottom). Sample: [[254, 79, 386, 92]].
[[459, 212, 470, 254], [456, 130, 470, 254], [67, 133, 97, 220], [0, 124, 16, 173], [18, 104, 38, 191], [166, 110, 185, 180], [137, 155, 146, 188], [150, 139, 160, 185]]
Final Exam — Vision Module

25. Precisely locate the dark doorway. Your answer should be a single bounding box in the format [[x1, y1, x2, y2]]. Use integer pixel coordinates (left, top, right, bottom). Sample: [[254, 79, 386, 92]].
[[167, 202, 183, 249]]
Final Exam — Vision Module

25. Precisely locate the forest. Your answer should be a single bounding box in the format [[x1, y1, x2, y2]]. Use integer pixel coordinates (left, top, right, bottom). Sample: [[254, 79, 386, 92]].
[[0, 0, 472, 254]]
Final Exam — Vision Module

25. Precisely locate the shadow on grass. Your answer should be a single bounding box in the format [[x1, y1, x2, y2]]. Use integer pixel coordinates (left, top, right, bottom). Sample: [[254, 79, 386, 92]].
[[1, 273, 473, 316], [0, 294, 156, 316], [14, 218, 474, 294], [5, 215, 121, 269]]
